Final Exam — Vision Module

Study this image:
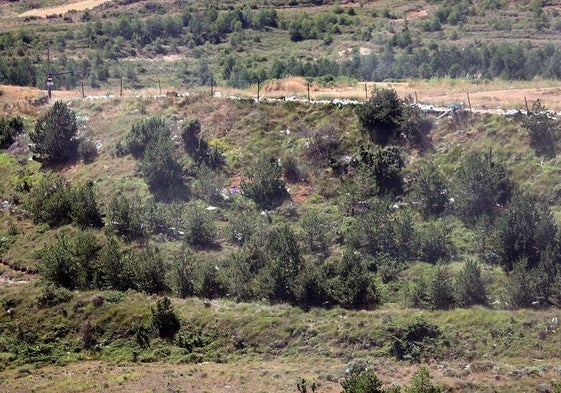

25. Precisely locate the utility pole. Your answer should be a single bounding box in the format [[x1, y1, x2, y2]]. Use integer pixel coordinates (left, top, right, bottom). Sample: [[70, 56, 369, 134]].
[[46, 46, 73, 100]]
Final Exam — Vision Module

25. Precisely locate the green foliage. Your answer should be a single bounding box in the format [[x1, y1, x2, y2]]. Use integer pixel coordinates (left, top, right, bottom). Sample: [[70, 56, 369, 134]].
[[69, 182, 104, 229], [409, 162, 448, 218], [30, 101, 78, 166], [415, 221, 454, 264], [126, 116, 169, 159], [359, 145, 405, 196], [452, 150, 511, 224], [25, 173, 73, 227], [356, 89, 403, 145], [427, 265, 456, 310], [108, 193, 146, 241], [95, 235, 133, 291], [183, 201, 217, 248], [39, 232, 100, 290], [455, 259, 487, 307], [389, 317, 441, 362], [151, 296, 180, 340], [133, 246, 168, 294], [494, 193, 557, 271], [262, 224, 304, 303], [138, 132, 184, 196], [241, 155, 288, 209], [300, 209, 331, 255], [404, 366, 443, 393], [78, 139, 98, 164], [329, 249, 379, 310], [521, 99, 558, 158], [36, 282, 73, 308], [341, 369, 385, 393], [0, 115, 24, 149], [168, 248, 196, 298], [345, 198, 415, 261]]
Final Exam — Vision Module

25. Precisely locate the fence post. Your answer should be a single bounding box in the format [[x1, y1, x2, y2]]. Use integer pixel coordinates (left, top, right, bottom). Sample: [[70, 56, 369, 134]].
[[120, 77, 123, 98], [158, 79, 161, 96], [257, 79, 260, 102], [524, 96, 529, 113], [210, 78, 214, 97], [414, 91, 418, 104], [466, 92, 472, 112], [81, 81, 85, 98], [365, 83, 368, 99], [307, 81, 311, 101]]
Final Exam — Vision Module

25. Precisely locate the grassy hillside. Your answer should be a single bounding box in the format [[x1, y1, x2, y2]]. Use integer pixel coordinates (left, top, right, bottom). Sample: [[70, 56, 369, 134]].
[[3, 1, 561, 392]]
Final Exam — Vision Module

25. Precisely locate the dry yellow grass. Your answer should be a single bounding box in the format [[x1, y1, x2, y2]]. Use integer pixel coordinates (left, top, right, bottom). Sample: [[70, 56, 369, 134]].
[[18, 0, 111, 18]]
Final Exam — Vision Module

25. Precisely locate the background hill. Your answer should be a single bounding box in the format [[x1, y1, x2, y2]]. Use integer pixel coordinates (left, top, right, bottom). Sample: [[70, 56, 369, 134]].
[[3, 1, 561, 392]]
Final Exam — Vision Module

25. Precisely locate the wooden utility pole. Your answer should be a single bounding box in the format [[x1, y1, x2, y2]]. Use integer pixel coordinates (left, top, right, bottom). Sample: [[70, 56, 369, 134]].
[[257, 79, 260, 102], [466, 92, 472, 112], [120, 77, 123, 97], [365, 83, 368, 99], [210, 78, 214, 96], [81, 81, 85, 98], [307, 81, 310, 101]]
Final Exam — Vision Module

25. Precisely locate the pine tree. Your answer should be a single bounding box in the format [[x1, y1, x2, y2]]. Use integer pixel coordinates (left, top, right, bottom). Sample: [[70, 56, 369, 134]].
[[30, 101, 78, 165]]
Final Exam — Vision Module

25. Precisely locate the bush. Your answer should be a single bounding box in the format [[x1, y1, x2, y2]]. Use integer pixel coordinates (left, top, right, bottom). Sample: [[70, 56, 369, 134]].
[[241, 155, 288, 209], [138, 132, 184, 196], [427, 265, 456, 310], [356, 88, 404, 145], [0, 115, 24, 149], [455, 259, 487, 307], [453, 150, 511, 224], [126, 116, 169, 159], [36, 283, 73, 308], [409, 162, 448, 218], [389, 317, 441, 361], [405, 366, 443, 393], [521, 100, 558, 158], [133, 246, 168, 294], [415, 221, 454, 264], [341, 369, 385, 393], [329, 249, 379, 310], [108, 193, 146, 241], [78, 139, 98, 164], [69, 182, 103, 229], [30, 101, 78, 166], [168, 248, 196, 298], [151, 297, 180, 340], [183, 201, 217, 248]]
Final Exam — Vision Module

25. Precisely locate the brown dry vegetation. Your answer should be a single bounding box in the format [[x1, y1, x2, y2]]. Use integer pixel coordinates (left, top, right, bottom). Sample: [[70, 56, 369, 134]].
[[18, 0, 112, 18]]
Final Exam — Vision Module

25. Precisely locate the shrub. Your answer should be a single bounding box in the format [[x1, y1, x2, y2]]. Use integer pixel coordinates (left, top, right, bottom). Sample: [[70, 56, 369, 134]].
[[521, 100, 558, 158], [300, 209, 331, 255], [181, 118, 224, 169], [0, 115, 24, 149], [341, 369, 385, 393], [183, 201, 217, 248], [389, 317, 441, 361], [405, 366, 443, 393], [126, 116, 169, 159], [69, 182, 103, 229], [427, 265, 456, 310], [151, 296, 180, 340], [30, 101, 78, 166], [25, 174, 73, 227], [356, 88, 404, 145], [138, 132, 184, 196], [241, 155, 288, 209], [329, 249, 379, 309], [38, 235, 78, 289], [409, 162, 448, 218], [36, 283, 73, 308], [415, 221, 454, 264], [168, 248, 196, 298], [453, 150, 511, 224], [133, 246, 168, 294], [359, 145, 405, 196], [455, 259, 487, 307], [78, 139, 98, 164], [108, 193, 146, 241]]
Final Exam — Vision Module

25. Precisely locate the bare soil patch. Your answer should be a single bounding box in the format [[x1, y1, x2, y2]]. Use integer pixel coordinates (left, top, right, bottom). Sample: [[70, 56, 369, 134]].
[[18, 0, 111, 18]]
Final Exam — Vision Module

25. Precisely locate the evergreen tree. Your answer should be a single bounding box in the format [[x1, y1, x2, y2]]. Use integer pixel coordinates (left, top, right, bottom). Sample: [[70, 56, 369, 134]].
[[30, 101, 78, 166], [455, 259, 487, 307]]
